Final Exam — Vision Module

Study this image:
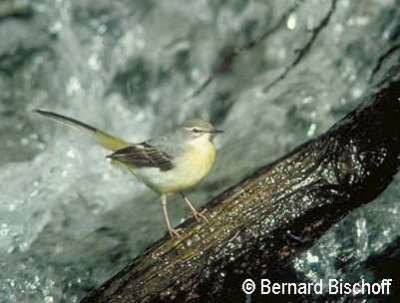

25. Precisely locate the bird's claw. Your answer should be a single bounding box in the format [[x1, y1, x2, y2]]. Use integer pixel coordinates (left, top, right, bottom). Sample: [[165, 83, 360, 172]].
[[192, 208, 209, 223], [169, 227, 184, 239]]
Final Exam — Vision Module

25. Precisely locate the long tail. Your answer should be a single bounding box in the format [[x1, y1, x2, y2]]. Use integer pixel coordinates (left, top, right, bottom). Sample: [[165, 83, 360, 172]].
[[35, 109, 129, 151]]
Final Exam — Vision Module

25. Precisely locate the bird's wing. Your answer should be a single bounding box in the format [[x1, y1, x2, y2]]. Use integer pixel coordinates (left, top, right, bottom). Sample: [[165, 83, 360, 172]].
[[107, 140, 174, 171]]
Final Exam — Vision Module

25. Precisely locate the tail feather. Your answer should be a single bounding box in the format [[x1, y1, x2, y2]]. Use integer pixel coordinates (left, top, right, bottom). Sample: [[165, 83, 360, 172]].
[[35, 109, 129, 151]]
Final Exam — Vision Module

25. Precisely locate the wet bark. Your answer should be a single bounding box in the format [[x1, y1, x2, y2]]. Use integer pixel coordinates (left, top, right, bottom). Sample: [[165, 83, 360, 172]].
[[80, 69, 400, 302]]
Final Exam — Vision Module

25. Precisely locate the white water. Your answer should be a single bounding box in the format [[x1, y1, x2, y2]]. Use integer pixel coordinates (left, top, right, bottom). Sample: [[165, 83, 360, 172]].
[[0, 0, 399, 301]]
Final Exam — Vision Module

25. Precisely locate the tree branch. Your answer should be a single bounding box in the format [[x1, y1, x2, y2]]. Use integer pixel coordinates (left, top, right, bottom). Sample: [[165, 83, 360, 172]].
[[263, 0, 337, 93], [184, 0, 305, 101]]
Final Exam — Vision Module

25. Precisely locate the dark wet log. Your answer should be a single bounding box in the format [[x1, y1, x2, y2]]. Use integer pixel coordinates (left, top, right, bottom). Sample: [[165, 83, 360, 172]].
[[81, 76, 400, 302], [364, 237, 400, 301]]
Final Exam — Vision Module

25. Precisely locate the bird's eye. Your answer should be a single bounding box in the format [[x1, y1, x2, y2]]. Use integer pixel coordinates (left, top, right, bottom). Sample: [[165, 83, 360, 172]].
[[192, 128, 200, 133]]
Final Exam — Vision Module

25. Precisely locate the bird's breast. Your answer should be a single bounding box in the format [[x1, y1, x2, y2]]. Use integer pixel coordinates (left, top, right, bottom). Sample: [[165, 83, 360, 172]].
[[177, 141, 216, 181], [133, 140, 217, 194]]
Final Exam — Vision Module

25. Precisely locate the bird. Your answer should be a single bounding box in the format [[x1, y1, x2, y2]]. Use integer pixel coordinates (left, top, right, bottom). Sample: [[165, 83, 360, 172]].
[[35, 109, 223, 239]]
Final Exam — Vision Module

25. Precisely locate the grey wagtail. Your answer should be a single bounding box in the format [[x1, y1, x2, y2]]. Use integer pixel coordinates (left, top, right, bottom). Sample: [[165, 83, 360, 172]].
[[35, 109, 223, 239]]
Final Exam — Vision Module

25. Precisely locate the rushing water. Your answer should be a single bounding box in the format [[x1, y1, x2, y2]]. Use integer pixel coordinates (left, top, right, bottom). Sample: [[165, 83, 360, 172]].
[[0, 0, 399, 302]]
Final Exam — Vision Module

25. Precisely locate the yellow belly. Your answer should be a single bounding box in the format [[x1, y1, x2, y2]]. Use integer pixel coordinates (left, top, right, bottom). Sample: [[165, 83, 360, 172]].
[[133, 141, 217, 194], [168, 143, 216, 193]]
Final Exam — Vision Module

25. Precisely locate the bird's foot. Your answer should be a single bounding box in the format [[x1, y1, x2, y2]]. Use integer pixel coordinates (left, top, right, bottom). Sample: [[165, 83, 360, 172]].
[[192, 208, 209, 223], [169, 227, 184, 239]]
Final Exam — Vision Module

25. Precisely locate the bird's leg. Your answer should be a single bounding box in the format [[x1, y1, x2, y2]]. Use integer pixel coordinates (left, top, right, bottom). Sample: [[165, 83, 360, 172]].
[[160, 194, 183, 239], [180, 193, 209, 223]]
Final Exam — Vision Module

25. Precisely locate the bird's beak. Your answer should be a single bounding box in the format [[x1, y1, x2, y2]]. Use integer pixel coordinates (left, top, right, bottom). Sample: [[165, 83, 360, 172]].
[[210, 129, 224, 134]]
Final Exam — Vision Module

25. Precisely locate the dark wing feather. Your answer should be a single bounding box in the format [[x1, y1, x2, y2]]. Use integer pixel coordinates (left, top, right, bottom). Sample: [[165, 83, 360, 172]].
[[107, 142, 174, 171]]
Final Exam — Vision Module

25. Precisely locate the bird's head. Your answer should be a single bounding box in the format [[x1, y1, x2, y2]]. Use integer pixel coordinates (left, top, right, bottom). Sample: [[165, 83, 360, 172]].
[[180, 119, 223, 142]]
